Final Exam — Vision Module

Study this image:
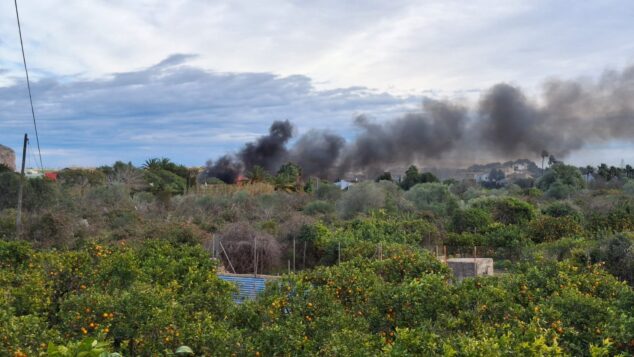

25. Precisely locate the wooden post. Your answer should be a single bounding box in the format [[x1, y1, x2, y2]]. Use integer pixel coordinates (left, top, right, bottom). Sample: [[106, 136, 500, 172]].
[[303, 241, 307, 269], [443, 245, 447, 263], [211, 235, 216, 258], [254, 237, 257, 277], [16, 133, 27, 239], [293, 239, 296, 272], [473, 246, 477, 276], [288, 260, 291, 274], [218, 241, 236, 274], [435, 245, 439, 260]]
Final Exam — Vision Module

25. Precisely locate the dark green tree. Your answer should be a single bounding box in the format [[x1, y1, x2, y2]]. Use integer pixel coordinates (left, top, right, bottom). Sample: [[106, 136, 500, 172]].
[[274, 162, 302, 192], [376, 171, 393, 182], [400, 165, 421, 190]]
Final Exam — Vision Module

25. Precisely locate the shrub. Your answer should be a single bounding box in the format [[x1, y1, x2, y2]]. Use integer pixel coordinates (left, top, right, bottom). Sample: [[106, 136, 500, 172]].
[[483, 224, 530, 248], [303, 200, 335, 216], [57, 168, 106, 187], [527, 216, 584, 243], [336, 182, 386, 219], [26, 211, 75, 248], [590, 233, 634, 284], [404, 183, 459, 216], [537, 163, 585, 192], [542, 201, 583, 222], [0, 209, 16, 240], [314, 182, 342, 201], [450, 208, 492, 233], [470, 196, 536, 225]]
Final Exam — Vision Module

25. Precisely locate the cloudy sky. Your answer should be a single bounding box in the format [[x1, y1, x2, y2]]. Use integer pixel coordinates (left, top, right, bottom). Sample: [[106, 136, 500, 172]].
[[1, 0, 633, 168]]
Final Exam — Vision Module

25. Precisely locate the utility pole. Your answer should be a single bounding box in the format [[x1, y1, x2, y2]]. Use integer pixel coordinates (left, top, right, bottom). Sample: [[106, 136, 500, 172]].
[[16, 133, 28, 238]]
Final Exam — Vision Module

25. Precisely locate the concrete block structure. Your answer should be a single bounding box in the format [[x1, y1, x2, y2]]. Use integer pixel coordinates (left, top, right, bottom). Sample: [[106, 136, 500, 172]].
[[446, 258, 494, 281]]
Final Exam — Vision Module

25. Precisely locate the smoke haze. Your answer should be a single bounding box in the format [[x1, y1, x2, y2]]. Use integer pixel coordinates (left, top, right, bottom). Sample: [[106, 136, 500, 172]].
[[201, 65, 634, 182]]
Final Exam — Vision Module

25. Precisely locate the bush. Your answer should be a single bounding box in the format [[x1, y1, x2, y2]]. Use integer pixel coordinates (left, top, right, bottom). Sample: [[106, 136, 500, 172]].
[[0, 209, 16, 240], [470, 196, 536, 225], [483, 224, 530, 248], [404, 183, 459, 216], [527, 216, 584, 243], [542, 201, 583, 222], [450, 208, 492, 233], [57, 168, 106, 187], [590, 233, 634, 284], [336, 182, 386, 219], [303, 200, 335, 216], [26, 211, 75, 248]]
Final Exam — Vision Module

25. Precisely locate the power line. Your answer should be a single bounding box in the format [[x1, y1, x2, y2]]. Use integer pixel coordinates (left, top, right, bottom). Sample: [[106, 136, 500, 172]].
[[13, 0, 44, 171]]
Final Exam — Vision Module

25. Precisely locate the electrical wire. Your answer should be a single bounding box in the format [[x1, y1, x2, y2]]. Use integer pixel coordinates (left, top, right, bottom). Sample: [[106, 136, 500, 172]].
[[13, 0, 44, 172]]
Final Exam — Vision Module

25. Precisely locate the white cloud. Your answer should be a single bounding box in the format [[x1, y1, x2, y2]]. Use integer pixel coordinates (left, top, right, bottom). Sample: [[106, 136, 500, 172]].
[[2, 1, 633, 92]]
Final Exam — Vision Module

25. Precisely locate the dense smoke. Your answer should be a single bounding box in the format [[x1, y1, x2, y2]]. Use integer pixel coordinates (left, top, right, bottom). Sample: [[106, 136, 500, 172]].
[[201, 155, 242, 183], [239, 120, 293, 172], [201, 65, 634, 182]]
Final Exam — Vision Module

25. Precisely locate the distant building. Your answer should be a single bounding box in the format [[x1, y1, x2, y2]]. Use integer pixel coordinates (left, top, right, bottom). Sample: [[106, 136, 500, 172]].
[[44, 172, 58, 181], [335, 179, 353, 190], [0, 144, 16, 171], [25, 168, 43, 179]]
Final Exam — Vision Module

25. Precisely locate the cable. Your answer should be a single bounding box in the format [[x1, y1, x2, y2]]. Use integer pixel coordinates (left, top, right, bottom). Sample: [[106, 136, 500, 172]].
[[13, 0, 44, 172]]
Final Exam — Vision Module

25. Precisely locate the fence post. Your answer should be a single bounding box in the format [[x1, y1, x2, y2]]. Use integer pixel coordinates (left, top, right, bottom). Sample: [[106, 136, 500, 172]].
[[473, 246, 477, 276]]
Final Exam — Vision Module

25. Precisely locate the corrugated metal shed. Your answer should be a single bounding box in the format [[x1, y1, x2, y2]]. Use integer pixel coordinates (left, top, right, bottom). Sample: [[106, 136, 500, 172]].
[[218, 274, 270, 303]]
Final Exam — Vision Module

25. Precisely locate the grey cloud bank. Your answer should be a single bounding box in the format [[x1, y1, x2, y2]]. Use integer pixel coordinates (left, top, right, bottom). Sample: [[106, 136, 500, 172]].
[[0, 55, 417, 168]]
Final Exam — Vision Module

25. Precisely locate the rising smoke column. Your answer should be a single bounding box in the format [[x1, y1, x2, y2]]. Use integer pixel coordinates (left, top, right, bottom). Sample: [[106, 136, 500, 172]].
[[202, 64, 634, 181], [290, 129, 345, 178], [337, 98, 467, 175], [200, 155, 242, 183], [239, 120, 293, 172]]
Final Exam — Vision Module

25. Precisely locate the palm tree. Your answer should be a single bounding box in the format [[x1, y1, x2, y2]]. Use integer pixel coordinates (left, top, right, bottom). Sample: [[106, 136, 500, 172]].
[[143, 158, 162, 170], [584, 165, 595, 184], [247, 165, 271, 184], [540, 150, 550, 176]]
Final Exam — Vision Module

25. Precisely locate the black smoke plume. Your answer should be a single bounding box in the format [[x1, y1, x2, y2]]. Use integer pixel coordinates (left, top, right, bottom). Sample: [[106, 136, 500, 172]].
[[201, 65, 634, 181], [200, 155, 242, 184], [239, 120, 293, 172]]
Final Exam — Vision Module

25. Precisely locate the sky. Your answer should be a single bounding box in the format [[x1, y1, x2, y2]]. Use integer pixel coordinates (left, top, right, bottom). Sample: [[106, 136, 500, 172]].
[[1, 0, 634, 169]]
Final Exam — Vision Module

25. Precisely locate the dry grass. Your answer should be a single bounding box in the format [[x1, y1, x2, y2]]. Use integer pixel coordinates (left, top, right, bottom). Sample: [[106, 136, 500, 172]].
[[197, 182, 275, 196]]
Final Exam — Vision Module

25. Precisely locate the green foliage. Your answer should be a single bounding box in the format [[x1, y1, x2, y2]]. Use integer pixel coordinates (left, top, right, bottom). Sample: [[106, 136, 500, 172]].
[[528, 216, 584, 243], [247, 165, 272, 183], [337, 182, 387, 219], [399, 165, 439, 190], [590, 233, 634, 284], [0, 209, 16, 239], [274, 162, 302, 192], [303, 200, 335, 215], [404, 182, 459, 215], [57, 168, 106, 187], [586, 201, 634, 233], [144, 169, 186, 195], [450, 207, 493, 233], [543, 201, 583, 222], [376, 171, 392, 182], [46, 338, 119, 357], [537, 164, 585, 198], [470, 196, 537, 225]]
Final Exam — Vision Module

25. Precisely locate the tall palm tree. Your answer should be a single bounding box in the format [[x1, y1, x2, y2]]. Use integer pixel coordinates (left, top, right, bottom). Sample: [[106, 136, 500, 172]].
[[541, 150, 549, 175], [584, 165, 595, 184]]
